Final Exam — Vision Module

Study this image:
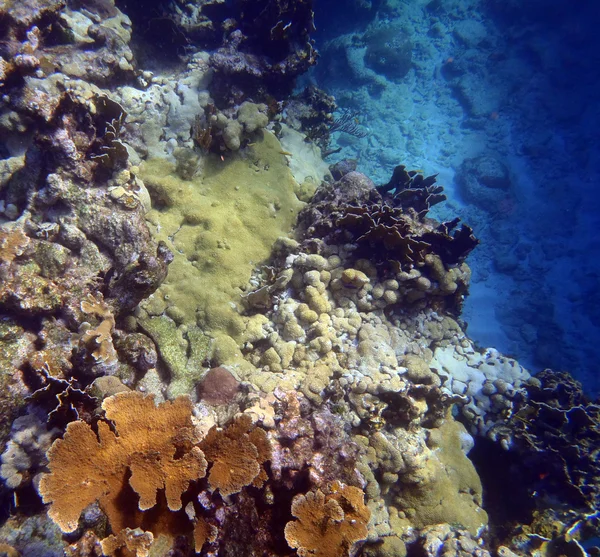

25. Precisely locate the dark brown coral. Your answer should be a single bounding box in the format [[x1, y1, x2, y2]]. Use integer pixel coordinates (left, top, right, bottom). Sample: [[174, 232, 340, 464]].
[[477, 368, 600, 537], [208, 0, 317, 106], [377, 164, 446, 217], [298, 170, 478, 273]]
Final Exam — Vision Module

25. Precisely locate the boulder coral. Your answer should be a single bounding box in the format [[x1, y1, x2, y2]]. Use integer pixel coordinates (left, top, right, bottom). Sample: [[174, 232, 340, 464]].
[[138, 130, 305, 377]]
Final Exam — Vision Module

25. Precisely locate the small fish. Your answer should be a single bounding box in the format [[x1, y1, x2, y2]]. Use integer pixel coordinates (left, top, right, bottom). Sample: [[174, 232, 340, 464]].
[[279, 150, 293, 156]]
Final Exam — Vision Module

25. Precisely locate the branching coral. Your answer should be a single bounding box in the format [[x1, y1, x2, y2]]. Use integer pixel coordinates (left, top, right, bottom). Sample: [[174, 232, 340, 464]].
[[284, 481, 371, 557], [39, 392, 207, 534]]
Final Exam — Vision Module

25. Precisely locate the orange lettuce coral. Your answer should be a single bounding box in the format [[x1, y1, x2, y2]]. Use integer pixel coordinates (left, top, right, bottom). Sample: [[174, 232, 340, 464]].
[[193, 517, 218, 552], [39, 392, 207, 534], [284, 481, 371, 557], [200, 414, 271, 496], [100, 528, 154, 557], [79, 293, 118, 366]]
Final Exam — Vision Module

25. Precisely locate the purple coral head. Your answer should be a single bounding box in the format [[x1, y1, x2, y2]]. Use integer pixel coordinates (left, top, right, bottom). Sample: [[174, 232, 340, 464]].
[[197, 366, 241, 406]]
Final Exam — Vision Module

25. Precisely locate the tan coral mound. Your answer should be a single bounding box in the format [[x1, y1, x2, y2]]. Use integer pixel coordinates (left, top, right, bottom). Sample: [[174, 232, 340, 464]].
[[39, 391, 207, 534], [285, 481, 370, 557]]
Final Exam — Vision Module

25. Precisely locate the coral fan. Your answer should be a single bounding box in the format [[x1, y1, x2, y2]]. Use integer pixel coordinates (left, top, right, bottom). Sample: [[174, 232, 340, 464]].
[[285, 481, 371, 557], [200, 414, 271, 496], [39, 392, 206, 534]]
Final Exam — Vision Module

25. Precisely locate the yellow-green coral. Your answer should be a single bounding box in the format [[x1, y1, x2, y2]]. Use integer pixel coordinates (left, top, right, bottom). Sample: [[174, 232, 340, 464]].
[[392, 416, 487, 535], [139, 131, 304, 371]]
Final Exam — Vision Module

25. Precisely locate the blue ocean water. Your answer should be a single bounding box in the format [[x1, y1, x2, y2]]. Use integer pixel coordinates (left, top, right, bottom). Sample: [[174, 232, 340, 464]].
[[310, 0, 600, 396]]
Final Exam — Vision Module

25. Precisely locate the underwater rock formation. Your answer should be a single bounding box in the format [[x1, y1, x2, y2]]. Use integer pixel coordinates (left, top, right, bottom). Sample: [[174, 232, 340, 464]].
[[208, 0, 318, 106], [455, 155, 513, 215], [364, 24, 413, 80]]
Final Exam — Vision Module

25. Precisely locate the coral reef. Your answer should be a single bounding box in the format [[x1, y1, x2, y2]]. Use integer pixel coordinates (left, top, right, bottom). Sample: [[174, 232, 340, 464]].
[[0, 1, 598, 555], [295, 169, 477, 312], [283, 86, 338, 151], [430, 344, 534, 437], [193, 101, 270, 153], [208, 0, 318, 106], [39, 392, 206, 534], [488, 369, 600, 511], [0, 79, 171, 436], [0, 0, 135, 88], [136, 130, 304, 394], [200, 414, 270, 496], [37, 390, 373, 555], [0, 412, 59, 490]]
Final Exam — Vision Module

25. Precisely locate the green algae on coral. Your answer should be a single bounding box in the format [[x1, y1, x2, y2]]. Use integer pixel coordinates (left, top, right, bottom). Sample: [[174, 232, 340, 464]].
[[139, 315, 211, 398]]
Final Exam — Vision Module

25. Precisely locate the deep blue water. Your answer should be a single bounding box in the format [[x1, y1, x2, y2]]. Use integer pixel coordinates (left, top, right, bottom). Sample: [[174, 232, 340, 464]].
[[310, 0, 600, 396]]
